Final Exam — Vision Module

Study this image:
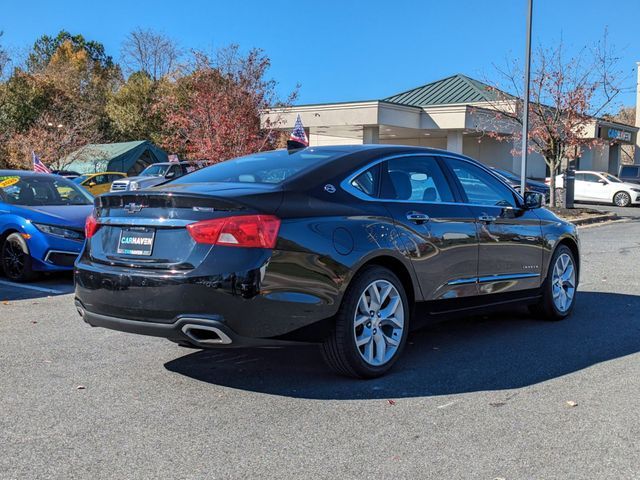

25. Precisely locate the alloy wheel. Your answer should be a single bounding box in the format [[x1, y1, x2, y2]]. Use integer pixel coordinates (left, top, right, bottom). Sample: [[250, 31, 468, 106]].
[[614, 192, 631, 207], [2, 239, 25, 279], [353, 280, 404, 366], [551, 253, 576, 313]]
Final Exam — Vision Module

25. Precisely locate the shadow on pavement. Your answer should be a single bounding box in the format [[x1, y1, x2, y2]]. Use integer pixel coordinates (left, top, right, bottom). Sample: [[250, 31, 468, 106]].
[[164, 291, 640, 400], [0, 271, 74, 301]]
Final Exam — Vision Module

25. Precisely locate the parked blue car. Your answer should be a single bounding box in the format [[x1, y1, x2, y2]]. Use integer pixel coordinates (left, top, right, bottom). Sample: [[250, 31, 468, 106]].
[[0, 170, 93, 281]]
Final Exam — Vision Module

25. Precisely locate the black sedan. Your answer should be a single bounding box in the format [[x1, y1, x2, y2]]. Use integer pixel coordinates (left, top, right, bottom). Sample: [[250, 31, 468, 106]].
[[74, 146, 580, 378]]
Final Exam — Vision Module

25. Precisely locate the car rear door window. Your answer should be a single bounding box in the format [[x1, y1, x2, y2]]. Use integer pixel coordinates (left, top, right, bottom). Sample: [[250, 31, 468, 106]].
[[379, 156, 454, 202], [447, 159, 517, 207]]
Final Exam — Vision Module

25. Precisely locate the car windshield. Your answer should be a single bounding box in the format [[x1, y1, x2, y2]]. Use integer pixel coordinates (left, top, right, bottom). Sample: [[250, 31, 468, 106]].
[[602, 173, 621, 183], [141, 164, 170, 176], [0, 174, 93, 206], [170, 148, 346, 185]]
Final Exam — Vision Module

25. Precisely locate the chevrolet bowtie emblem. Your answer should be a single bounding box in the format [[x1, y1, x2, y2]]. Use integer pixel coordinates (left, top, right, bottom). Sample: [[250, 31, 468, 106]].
[[124, 202, 143, 214]]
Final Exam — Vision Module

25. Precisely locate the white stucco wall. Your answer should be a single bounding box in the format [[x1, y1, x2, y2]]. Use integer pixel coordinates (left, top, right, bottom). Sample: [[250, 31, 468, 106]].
[[378, 136, 548, 177], [309, 133, 363, 146]]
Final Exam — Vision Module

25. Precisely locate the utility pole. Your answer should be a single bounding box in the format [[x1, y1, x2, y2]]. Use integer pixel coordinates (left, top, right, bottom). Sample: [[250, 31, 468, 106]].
[[520, 0, 533, 194]]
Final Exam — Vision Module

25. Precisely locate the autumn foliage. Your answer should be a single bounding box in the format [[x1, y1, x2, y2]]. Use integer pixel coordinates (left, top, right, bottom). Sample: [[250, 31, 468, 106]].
[[156, 47, 296, 163], [0, 31, 296, 169]]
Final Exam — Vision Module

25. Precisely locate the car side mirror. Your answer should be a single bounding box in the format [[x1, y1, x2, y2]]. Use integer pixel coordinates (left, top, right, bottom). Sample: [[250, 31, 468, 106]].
[[165, 171, 175, 179], [88, 182, 96, 187], [524, 191, 544, 209], [598, 179, 607, 185]]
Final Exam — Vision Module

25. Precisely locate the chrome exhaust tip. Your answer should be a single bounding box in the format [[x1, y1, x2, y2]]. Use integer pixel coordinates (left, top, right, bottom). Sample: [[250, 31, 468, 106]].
[[181, 324, 232, 345]]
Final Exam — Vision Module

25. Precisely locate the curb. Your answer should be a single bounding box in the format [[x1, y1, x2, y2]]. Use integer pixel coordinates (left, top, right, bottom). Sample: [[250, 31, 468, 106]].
[[568, 213, 618, 227]]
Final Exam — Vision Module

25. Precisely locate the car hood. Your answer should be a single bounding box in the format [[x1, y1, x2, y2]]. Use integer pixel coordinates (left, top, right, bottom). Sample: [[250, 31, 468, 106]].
[[119, 175, 154, 182], [527, 179, 549, 189], [12, 205, 93, 229], [123, 176, 167, 187]]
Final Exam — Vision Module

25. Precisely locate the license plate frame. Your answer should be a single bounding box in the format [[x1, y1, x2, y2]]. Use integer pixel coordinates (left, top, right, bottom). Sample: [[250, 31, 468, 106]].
[[117, 228, 155, 256]]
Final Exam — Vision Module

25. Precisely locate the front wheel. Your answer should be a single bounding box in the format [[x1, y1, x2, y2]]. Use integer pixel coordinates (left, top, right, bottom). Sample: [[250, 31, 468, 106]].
[[1, 233, 37, 282], [613, 191, 631, 207], [529, 245, 577, 320], [322, 266, 409, 378]]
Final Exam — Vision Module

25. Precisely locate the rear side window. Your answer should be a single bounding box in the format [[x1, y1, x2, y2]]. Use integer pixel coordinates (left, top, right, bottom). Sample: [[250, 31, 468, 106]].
[[170, 149, 346, 185], [620, 166, 639, 177]]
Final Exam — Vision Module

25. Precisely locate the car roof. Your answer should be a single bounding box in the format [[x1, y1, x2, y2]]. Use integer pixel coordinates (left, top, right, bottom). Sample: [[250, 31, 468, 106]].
[[575, 171, 609, 175], [280, 145, 475, 190], [147, 162, 191, 166], [0, 170, 60, 178]]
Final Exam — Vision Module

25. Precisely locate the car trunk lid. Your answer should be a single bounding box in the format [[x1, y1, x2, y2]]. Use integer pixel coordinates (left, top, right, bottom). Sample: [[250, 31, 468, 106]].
[[90, 186, 282, 269]]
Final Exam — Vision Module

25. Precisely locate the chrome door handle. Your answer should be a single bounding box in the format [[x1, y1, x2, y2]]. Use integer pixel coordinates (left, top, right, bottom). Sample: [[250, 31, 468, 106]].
[[406, 212, 430, 224], [478, 214, 497, 223]]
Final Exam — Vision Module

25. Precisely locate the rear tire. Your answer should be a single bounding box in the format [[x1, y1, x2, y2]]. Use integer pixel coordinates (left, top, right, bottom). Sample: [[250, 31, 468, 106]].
[[613, 191, 631, 207], [1, 233, 37, 282], [322, 266, 410, 378], [529, 245, 577, 321]]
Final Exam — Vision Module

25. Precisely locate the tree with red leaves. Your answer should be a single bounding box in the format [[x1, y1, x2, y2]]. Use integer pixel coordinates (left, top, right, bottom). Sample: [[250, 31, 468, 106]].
[[156, 46, 297, 164], [476, 34, 623, 206]]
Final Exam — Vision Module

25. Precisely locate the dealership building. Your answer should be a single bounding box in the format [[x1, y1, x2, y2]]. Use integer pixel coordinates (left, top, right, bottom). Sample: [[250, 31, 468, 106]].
[[262, 74, 638, 179]]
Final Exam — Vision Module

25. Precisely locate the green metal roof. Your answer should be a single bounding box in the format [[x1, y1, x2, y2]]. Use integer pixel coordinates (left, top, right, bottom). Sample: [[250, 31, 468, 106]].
[[60, 140, 168, 175], [384, 74, 504, 107]]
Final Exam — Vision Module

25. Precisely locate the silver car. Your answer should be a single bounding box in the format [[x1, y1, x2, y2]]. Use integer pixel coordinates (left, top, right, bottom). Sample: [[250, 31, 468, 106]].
[[110, 162, 194, 192]]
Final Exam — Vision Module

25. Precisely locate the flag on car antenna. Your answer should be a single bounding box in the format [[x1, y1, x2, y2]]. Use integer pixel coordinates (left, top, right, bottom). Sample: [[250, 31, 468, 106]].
[[287, 114, 309, 151], [32, 152, 51, 174]]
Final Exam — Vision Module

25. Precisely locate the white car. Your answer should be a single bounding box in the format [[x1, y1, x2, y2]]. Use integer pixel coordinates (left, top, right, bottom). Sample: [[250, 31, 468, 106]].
[[554, 170, 640, 207]]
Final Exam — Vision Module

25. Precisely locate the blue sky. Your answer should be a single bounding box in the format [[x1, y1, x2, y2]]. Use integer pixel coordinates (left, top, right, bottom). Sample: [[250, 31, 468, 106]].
[[1, 0, 639, 108]]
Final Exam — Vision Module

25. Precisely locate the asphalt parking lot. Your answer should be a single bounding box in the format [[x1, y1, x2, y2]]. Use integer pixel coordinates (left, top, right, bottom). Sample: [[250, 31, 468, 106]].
[[1, 217, 640, 479]]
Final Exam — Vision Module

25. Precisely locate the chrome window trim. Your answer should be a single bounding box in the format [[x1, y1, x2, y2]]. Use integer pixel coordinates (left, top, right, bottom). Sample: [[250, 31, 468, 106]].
[[477, 272, 540, 283], [340, 151, 525, 208], [447, 272, 540, 286], [98, 217, 194, 227]]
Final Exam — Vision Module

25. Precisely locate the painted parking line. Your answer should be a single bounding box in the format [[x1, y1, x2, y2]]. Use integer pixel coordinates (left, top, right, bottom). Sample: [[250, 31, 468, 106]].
[[0, 279, 66, 295]]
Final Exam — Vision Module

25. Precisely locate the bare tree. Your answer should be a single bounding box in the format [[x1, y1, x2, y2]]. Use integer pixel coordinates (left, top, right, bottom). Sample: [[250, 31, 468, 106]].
[[121, 28, 180, 80], [475, 33, 624, 206], [0, 31, 9, 79]]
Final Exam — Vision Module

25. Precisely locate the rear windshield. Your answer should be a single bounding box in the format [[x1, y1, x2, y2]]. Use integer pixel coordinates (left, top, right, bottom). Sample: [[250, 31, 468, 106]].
[[170, 149, 345, 185]]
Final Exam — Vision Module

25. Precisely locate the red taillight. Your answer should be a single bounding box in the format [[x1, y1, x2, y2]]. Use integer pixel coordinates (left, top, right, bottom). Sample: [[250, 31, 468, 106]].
[[187, 215, 281, 248], [85, 214, 100, 239]]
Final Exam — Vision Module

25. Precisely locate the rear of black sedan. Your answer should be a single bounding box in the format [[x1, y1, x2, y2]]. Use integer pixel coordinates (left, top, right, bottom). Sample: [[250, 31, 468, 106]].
[[75, 145, 580, 378], [75, 148, 357, 343]]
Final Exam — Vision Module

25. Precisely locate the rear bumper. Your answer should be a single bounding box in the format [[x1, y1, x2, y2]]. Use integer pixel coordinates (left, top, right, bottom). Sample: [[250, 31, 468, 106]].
[[74, 247, 343, 340], [75, 299, 302, 347]]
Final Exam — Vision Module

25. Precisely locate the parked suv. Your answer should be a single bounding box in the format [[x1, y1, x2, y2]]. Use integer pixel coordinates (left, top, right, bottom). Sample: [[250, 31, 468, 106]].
[[110, 162, 194, 192], [618, 165, 640, 185]]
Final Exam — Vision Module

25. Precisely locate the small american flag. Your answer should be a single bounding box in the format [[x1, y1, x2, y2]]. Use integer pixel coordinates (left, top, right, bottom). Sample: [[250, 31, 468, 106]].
[[32, 152, 51, 174], [289, 114, 309, 146]]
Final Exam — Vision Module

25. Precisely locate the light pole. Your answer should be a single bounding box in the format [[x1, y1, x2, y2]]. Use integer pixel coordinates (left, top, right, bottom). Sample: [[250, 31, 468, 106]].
[[520, 0, 533, 194]]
